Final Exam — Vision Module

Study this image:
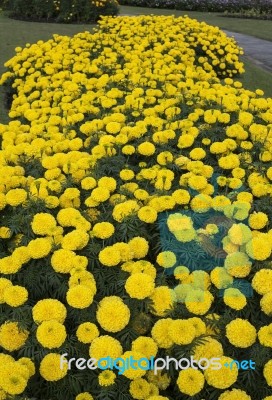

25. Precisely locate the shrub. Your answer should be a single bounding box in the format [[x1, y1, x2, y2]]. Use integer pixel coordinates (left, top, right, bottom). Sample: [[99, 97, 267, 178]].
[[4, 0, 119, 23], [0, 14, 272, 400]]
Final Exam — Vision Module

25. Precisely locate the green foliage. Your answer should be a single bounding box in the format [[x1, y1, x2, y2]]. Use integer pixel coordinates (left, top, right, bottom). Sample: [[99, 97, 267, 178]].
[[5, 0, 119, 23]]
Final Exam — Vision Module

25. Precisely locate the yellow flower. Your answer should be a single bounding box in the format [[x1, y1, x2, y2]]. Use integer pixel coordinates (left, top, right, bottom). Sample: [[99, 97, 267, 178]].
[[223, 288, 247, 310], [156, 251, 176, 268], [248, 211, 268, 229], [125, 273, 155, 299], [168, 319, 196, 345], [3, 285, 28, 307], [138, 142, 156, 156], [36, 320, 66, 349], [5, 188, 27, 206], [96, 296, 130, 332], [132, 336, 158, 359], [89, 335, 123, 363], [138, 206, 158, 223], [226, 318, 256, 348], [246, 235, 271, 261], [128, 236, 149, 259], [264, 360, 272, 386], [150, 286, 176, 317], [75, 393, 94, 400], [39, 353, 68, 381], [0, 278, 12, 303], [31, 213, 57, 235], [0, 321, 29, 351], [32, 299, 67, 323], [218, 389, 251, 400], [258, 324, 272, 347], [252, 269, 272, 295], [99, 246, 121, 266], [204, 356, 238, 389], [92, 222, 115, 239], [98, 370, 116, 386], [27, 237, 52, 259], [177, 368, 205, 396]]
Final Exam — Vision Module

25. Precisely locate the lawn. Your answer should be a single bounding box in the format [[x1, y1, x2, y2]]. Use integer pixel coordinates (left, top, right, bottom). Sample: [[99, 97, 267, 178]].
[[1, 6, 272, 124]]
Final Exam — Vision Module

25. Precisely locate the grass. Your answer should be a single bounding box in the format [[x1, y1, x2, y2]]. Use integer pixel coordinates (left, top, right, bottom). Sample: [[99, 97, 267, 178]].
[[1, 6, 272, 123]]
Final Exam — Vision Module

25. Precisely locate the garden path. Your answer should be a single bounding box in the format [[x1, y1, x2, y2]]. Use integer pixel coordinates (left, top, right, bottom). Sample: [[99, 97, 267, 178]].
[[223, 30, 272, 72]]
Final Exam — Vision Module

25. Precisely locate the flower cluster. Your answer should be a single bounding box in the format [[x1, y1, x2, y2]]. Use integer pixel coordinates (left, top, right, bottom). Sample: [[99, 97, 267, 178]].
[[0, 14, 271, 400]]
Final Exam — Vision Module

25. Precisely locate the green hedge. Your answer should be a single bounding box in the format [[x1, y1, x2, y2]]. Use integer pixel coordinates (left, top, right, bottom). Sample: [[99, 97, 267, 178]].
[[3, 0, 119, 23]]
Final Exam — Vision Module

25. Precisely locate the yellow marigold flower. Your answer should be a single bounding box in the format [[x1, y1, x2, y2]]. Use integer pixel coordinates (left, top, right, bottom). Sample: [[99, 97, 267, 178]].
[[5, 188, 27, 206], [172, 189, 191, 205], [32, 299, 67, 324], [150, 286, 176, 317], [106, 121, 121, 134], [218, 154, 240, 169], [129, 378, 152, 399], [3, 285, 28, 307], [112, 200, 140, 222], [188, 317, 206, 336], [252, 269, 272, 295], [89, 335, 123, 363], [245, 235, 271, 261], [138, 142, 156, 156], [75, 393, 93, 400], [174, 266, 190, 282], [258, 324, 272, 347], [156, 251, 176, 268], [223, 288, 247, 310], [204, 356, 238, 389], [131, 336, 158, 359], [98, 177, 117, 192], [226, 318, 256, 348], [168, 319, 196, 345], [190, 194, 212, 213], [193, 337, 223, 359], [0, 277, 12, 303], [0, 362, 28, 395], [248, 211, 268, 230], [92, 221, 115, 239], [17, 357, 35, 378], [96, 296, 130, 333], [151, 318, 174, 349], [0, 321, 29, 351], [122, 351, 147, 380], [264, 360, 272, 386], [261, 291, 272, 315], [61, 229, 89, 251], [125, 273, 155, 299], [39, 353, 68, 381], [122, 145, 135, 155], [138, 206, 157, 223], [81, 177, 97, 190], [99, 246, 121, 266], [27, 237, 52, 259], [177, 368, 205, 396], [91, 186, 110, 202], [98, 370, 116, 387], [210, 266, 233, 289], [218, 389, 251, 400], [228, 223, 252, 245], [120, 169, 135, 181], [31, 212, 57, 235], [76, 322, 99, 344], [185, 289, 213, 315], [0, 226, 11, 238], [128, 236, 149, 259], [36, 320, 66, 349], [66, 284, 95, 309], [224, 252, 252, 278]]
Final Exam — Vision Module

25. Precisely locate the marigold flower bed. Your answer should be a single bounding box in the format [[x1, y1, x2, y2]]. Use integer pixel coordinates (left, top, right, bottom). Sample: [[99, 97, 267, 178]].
[[0, 14, 272, 400]]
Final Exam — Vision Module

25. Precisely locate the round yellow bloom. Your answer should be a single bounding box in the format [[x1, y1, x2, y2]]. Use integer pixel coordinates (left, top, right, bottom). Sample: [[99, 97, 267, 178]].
[[75, 393, 93, 400], [36, 320, 66, 349], [248, 212, 268, 229], [223, 288, 247, 310], [99, 246, 121, 266], [98, 370, 116, 386], [6, 189, 27, 206], [138, 142, 155, 156], [92, 222, 115, 239], [177, 368, 205, 396], [125, 273, 155, 299], [0, 278, 12, 303], [0, 321, 29, 351], [246, 235, 271, 261], [264, 360, 272, 386], [224, 252, 251, 277], [27, 238, 52, 259], [128, 237, 149, 259], [168, 319, 196, 345], [226, 318, 256, 348], [252, 269, 272, 295], [261, 291, 272, 315], [122, 351, 147, 380], [32, 299, 67, 324], [156, 251, 176, 268], [150, 286, 176, 317], [3, 285, 28, 307], [96, 296, 130, 332], [39, 353, 68, 381], [61, 229, 89, 251], [0, 362, 27, 395], [132, 336, 158, 359], [31, 213, 57, 235], [151, 318, 174, 349], [218, 389, 251, 400], [204, 356, 238, 389], [185, 289, 214, 315], [138, 206, 158, 223], [129, 378, 152, 399], [76, 322, 99, 344], [66, 285, 95, 309], [258, 324, 272, 347], [89, 335, 123, 362]]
